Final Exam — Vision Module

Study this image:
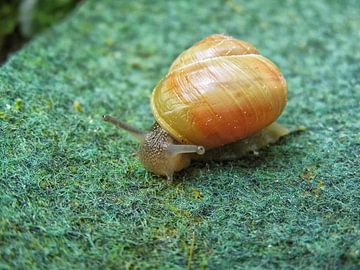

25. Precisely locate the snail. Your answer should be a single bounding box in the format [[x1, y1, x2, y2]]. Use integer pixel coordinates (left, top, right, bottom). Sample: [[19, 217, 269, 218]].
[[103, 34, 292, 181]]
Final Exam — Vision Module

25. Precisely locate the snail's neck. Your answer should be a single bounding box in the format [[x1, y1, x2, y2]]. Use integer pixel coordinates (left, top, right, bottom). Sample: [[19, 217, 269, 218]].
[[146, 123, 173, 147]]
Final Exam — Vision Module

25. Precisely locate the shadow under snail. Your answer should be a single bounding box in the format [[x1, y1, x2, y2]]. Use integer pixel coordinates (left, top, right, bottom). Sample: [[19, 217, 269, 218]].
[[103, 34, 297, 181]]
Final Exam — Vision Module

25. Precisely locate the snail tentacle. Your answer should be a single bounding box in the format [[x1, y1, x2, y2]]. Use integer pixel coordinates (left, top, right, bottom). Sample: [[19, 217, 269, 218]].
[[167, 144, 205, 156], [102, 115, 145, 141]]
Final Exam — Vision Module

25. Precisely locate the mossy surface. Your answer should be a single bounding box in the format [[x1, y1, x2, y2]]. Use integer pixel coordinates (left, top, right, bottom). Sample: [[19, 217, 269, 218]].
[[1, 0, 359, 269]]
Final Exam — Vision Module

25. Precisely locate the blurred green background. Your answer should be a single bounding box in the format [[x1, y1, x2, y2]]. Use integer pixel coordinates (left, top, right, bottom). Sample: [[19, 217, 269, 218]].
[[0, 0, 81, 63], [0, 0, 359, 269]]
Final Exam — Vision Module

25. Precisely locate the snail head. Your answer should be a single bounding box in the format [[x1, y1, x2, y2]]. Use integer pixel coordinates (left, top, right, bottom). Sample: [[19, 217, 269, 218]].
[[102, 115, 205, 181]]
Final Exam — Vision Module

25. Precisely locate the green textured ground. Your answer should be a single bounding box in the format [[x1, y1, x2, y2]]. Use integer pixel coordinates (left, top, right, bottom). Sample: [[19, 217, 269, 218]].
[[1, 0, 359, 269]]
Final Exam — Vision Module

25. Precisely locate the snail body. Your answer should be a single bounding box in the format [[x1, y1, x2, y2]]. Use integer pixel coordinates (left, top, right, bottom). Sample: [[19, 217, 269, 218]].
[[104, 34, 289, 181]]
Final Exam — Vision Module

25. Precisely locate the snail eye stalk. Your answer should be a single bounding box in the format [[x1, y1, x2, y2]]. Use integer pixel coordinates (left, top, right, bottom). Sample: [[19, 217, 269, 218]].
[[102, 115, 145, 141], [167, 144, 205, 156]]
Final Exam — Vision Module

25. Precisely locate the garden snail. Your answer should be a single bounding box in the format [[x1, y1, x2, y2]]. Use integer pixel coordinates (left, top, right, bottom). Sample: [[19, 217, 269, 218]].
[[103, 34, 290, 181]]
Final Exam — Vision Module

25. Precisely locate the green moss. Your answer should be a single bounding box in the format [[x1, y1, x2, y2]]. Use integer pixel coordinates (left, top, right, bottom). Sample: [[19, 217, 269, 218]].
[[1, 0, 360, 269]]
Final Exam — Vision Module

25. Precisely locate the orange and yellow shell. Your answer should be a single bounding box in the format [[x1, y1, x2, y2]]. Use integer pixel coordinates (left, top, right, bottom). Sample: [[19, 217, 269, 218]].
[[151, 34, 288, 149]]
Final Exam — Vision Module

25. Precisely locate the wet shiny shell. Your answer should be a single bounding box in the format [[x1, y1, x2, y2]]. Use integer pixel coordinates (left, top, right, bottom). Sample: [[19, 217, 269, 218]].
[[151, 34, 288, 149]]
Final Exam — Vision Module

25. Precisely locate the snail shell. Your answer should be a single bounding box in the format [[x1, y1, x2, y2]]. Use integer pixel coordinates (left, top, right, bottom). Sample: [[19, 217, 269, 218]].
[[151, 34, 287, 149]]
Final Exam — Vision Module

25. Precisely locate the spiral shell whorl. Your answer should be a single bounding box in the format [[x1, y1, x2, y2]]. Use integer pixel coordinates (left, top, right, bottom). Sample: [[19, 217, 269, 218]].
[[169, 34, 259, 72]]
